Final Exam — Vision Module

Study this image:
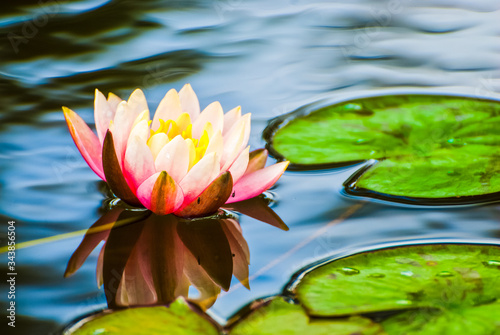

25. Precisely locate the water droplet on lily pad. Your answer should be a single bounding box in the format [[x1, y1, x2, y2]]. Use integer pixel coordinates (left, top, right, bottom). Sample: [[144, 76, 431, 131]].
[[343, 103, 362, 111], [447, 138, 465, 146], [436, 271, 454, 277], [342, 103, 375, 116], [482, 260, 500, 268], [395, 300, 412, 305], [400, 271, 414, 277], [340, 267, 360, 275]]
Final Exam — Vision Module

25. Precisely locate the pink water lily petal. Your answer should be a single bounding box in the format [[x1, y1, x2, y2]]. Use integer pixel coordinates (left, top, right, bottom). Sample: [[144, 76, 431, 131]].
[[136, 171, 184, 215], [155, 135, 189, 183], [127, 88, 149, 117], [226, 161, 289, 203], [223, 106, 241, 135], [124, 136, 156, 193], [112, 101, 137, 166], [220, 119, 246, 170], [107, 92, 122, 111], [179, 152, 220, 207], [63, 107, 105, 180], [228, 146, 249, 184], [179, 83, 200, 120], [245, 149, 268, 175], [192, 101, 224, 139], [94, 89, 115, 144], [152, 89, 182, 131]]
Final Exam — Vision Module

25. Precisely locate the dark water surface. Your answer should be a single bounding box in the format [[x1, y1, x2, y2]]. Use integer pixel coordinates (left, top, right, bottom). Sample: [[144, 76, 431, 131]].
[[1, 0, 500, 333]]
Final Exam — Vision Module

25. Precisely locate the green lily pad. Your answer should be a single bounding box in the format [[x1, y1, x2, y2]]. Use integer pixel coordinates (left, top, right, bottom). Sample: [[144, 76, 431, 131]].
[[65, 298, 220, 335], [381, 302, 500, 335], [291, 243, 500, 333], [228, 297, 386, 335], [266, 94, 500, 204]]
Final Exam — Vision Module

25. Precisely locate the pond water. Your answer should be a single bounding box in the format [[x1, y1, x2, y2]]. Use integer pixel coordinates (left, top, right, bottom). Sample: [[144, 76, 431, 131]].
[[1, 0, 500, 333]]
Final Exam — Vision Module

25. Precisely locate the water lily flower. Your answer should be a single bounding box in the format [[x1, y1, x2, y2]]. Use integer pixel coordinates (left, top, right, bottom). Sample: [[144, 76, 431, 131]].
[[63, 84, 289, 217]]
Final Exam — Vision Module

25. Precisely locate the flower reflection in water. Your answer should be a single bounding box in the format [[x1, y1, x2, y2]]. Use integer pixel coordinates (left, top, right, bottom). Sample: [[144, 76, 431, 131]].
[[65, 195, 287, 310]]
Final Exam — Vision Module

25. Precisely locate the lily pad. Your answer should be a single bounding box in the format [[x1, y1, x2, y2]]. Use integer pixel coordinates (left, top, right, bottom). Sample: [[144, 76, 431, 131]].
[[228, 297, 386, 335], [65, 298, 220, 335], [381, 302, 500, 334], [266, 94, 500, 204], [291, 243, 500, 333]]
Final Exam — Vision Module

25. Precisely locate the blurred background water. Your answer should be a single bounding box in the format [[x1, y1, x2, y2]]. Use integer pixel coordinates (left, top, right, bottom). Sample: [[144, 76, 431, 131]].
[[1, 0, 500, 333]]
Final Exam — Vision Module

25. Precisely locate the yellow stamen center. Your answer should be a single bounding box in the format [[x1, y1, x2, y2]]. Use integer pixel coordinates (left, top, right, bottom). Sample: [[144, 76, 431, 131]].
[[148, 113, 213, 167]]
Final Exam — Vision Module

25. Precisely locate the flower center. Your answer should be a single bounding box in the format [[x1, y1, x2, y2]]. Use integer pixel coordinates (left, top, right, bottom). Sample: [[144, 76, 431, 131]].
[[148, 113, 212, 168]]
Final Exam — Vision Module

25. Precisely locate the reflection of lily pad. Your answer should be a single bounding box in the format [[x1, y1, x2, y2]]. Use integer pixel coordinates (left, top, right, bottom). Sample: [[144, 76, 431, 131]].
[[291, 243, 500, 334], [228, 297, 386, 335], [66, 298, 220, 335], [266, 94, 500, 204]]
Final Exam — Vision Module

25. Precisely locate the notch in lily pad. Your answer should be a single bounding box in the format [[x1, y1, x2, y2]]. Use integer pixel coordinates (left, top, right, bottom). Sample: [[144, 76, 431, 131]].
[[265, 94, 500, 205], [288, 242, 500, 334]]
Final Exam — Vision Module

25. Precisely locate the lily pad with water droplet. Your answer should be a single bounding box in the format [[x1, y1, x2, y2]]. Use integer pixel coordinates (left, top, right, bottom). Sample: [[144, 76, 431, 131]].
[[228, 297, 386, 335], [290, 243, 500, 334], [65, 298, 220, 335], [265, 94, 500, 205]]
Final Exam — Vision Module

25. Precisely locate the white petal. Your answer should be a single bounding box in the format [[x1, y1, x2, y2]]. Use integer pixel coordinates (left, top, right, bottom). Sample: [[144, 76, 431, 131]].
[[192, 101, 224, 139], [179, 152, 220, 206], [179, 84, 200, 120], [94, 89, 114, 144], [228, 146, 250, 184], [148, 133, 169, 160], [223, 106, 241, 135], [152, 89, 182, 130], [205, 130, 224, 157], [155, 135, 189, 183], [127, 88, 149, 116], [107, 92, 122, 111], [127, 119, 150, 148]]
